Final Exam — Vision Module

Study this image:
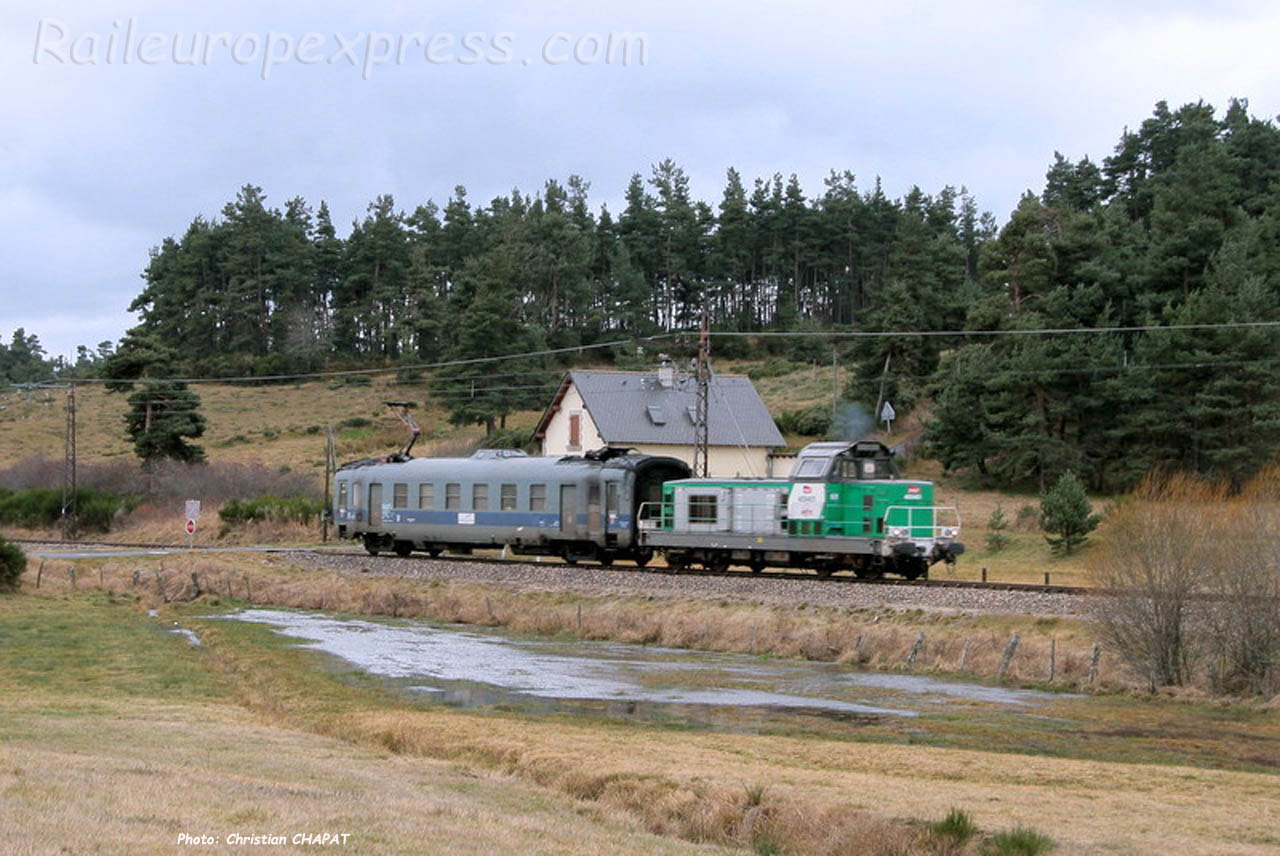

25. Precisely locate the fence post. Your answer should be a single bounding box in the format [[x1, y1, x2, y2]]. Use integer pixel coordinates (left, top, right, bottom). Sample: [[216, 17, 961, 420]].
[[906, 632, 925, 667], [68, 566, 76, 589], [190, 572, 201, 599], [1048, 638, 1056, 682], [1087, 643, 1101, 685], [854, 632, 866, 660], [958, 638, 971, 671], [998, 633, 1020, 679], [36, 560, 44, 589], [131, 569, 140, 588], [981, 567, 988, 582], [243, 575, 251, 603]]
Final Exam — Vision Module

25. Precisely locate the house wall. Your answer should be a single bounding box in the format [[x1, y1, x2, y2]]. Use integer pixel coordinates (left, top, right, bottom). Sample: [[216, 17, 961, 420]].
[[541, 384, 605, 455]]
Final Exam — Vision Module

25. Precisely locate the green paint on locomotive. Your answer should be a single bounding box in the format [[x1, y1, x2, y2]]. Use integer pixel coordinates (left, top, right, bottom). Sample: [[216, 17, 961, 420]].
[[797, 479, 936, 539]]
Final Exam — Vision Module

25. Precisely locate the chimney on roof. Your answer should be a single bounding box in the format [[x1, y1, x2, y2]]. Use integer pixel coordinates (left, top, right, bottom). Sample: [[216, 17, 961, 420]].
[[657, 354, 675, 389]]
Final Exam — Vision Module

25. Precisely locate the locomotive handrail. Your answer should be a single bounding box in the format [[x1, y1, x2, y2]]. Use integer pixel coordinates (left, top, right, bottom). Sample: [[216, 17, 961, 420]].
[[882, 505, 962, 540]]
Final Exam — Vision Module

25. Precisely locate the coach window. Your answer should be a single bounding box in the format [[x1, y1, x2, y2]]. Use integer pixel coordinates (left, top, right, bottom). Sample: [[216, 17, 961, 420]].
[[529, 483, 547, 512], [418, 483, 433, 509], [605, 482, 619, 519], [392, 483, 408, 509], [500, 483, 517, 511], [473, 483, 489, 510], [445, 483, 461, 510]]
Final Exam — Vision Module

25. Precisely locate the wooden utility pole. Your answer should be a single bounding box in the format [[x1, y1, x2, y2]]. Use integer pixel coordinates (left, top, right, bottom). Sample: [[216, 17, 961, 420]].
[[63, 385, 77, 540]]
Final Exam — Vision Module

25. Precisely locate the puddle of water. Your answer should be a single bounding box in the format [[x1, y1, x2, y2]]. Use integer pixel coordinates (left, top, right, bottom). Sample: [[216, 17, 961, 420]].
[[171, 628, 201, 646], [838, 673, 1069, 706], [220, 609, 1076, 734]]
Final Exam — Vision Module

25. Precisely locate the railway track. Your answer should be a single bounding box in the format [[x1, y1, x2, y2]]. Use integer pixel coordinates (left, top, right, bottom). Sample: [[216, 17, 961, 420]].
[[11, 537, 1090, 596]]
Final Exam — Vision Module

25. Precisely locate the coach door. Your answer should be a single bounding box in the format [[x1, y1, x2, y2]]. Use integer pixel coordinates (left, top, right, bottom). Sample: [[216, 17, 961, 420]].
[[369, 483, 382, 527], [559, 485, 579, 537]]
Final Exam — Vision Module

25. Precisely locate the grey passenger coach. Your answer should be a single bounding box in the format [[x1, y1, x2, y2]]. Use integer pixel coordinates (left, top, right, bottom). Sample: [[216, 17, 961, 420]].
[[334, 448, 690, 566]]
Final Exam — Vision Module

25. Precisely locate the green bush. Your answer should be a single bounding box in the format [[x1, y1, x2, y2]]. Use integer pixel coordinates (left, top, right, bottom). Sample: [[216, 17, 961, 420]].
[[983, 825, 1055, 855], [930, 808, 978, 846], [0, 535, 25, 590], [775, 404, 832, 437], [338, 416, 373, 429], [0, 488, 135, 533], [219, 495, 324, 526], [477, 427, 538, 453]]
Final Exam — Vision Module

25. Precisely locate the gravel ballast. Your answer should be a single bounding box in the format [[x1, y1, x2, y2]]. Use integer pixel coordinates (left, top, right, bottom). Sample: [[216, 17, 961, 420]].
[[280, 551, 1090, 617]]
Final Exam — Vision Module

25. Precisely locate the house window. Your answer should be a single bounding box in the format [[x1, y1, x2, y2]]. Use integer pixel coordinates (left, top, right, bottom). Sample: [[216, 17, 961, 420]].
[[473, 483, 489, 510], [418, 483, 433, 509], [568, 412, 582, 449], [445, 483, 461, 510], [500, 484, 517, 510], [529, 484, 547, 512], [392, 483, 408, 509], [689, 494, 718, 524]]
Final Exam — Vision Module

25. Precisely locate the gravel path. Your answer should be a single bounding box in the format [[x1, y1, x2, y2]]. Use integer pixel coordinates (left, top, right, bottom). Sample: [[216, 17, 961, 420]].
[[278, 551, 1092, 618]]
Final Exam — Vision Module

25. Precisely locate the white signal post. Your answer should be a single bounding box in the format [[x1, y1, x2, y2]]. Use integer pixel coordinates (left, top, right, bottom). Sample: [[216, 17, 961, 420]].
[[184, 500, 201, 548]]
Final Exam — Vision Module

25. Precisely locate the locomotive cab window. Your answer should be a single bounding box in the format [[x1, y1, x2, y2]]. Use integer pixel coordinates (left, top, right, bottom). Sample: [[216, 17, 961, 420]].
[[500, 483, 517, 510], [418, 483, 433, 509], [689, 494, 719, 524], [392, 483, 408, 509], [529, 483, 547, 512], [445, 483, 461, 510], [793, 456, 830, 478], [337, 481, 348, 508]]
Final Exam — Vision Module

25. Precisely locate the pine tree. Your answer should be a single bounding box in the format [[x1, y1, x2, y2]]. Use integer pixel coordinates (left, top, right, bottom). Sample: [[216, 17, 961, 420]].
[[1039, 472, 1101, 555], [985, 504, 1010, 552], [103, 330, 206, 467]]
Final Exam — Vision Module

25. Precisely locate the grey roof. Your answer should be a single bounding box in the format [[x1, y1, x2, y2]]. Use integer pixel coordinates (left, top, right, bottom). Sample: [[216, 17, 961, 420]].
[[559, 370, 784, 448]]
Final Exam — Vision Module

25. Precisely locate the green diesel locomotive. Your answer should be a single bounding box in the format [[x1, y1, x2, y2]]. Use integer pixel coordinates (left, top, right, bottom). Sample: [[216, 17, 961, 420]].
[[639, 440, 964, 578]]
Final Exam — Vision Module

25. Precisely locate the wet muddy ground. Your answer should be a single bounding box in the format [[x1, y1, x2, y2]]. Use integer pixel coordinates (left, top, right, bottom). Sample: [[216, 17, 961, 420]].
[[222, 609, 1073, 735]]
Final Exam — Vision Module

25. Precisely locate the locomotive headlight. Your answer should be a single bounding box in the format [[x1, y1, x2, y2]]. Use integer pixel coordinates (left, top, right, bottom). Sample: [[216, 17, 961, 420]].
[[941, 526, 959, 538], [889, 526, 910, 538]]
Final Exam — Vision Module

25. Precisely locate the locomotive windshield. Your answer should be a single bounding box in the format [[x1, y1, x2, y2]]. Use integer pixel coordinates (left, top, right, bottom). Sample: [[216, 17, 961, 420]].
[[792, 456, 832, 478]]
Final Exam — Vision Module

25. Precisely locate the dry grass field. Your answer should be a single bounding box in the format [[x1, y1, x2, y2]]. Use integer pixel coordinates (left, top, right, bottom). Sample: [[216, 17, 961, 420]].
[[4, 557, 1279, 855]]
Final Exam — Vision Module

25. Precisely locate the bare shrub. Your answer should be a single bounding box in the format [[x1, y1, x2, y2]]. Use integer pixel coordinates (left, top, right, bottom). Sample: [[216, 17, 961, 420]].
[[1204, 473, 1280, 695], [0, 457, 319, 503], [1088, 474, 1213, 689]]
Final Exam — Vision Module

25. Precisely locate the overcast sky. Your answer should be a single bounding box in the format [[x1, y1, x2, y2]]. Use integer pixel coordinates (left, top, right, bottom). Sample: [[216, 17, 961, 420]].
[[3, 0, 1278, 360]]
